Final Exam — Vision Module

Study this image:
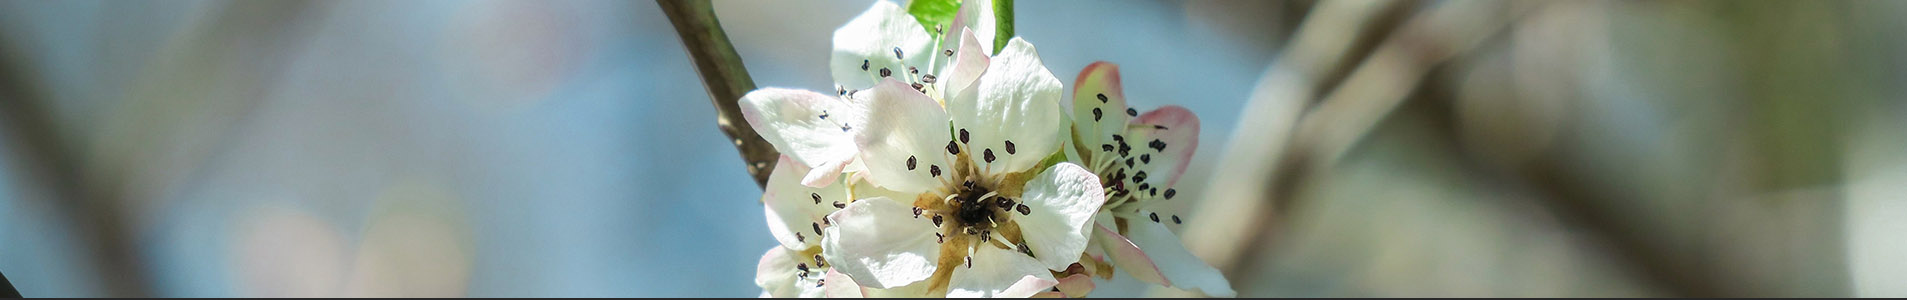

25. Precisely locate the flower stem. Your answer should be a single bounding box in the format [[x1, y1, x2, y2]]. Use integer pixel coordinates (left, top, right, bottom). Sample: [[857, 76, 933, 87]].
[[656, 0, 779, 188]]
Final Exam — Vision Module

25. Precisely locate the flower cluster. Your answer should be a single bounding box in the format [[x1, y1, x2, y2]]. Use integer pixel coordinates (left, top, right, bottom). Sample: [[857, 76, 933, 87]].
[[742, 1, 1232, 297]]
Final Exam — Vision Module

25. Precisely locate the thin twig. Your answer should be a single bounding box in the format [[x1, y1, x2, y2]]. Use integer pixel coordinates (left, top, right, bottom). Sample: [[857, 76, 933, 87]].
[[0, 26, 155, 299], [657, 0, 779, 188], [1170, 0, 1532, 296]]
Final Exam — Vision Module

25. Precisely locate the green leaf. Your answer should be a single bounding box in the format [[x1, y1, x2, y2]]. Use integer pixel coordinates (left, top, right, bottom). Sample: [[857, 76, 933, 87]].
[[907, 0, 961, 40], [991, 0, 1014, 55]]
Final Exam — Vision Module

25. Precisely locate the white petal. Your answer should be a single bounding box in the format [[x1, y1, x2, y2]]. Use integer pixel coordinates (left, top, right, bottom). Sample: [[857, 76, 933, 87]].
[[741, 88, 865, 188], [823, 269, 864, 298], [946, 246, 1057, 298], [832, 1, 936, 91], [1068, 61, 1129, 164], [1093, 224, 1168, 286], [948, 37, 1066, 174], [1127, 106, 1200, 190], [1015, 163, 1107, 270], [854, 79, 954, 194], [765, 156, 850, 250], [862, 281, 933, 298], [755, 247, 803, 298], [1118, 212, 1235, 297], [950, 0, 996, 53], [937, 28, 990, 101], [822, 197, 941, 289]]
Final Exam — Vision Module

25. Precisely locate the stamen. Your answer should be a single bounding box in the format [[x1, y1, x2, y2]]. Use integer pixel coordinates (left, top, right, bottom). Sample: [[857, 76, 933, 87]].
[[1004, 140, 1017, 154], [1016, 204, 1031, 215], [930, 165, 942, 177], [959, 129, 970, 144], [907, 156, 917, 170], [983, 149, 996, 163], [1164, 189, 1177, 199], [1126, 108, 1138, 117], [913, 206, 924, 218], [944, 49, 954, 57], [833, 201, 846, 209], [860, 60, 869, 71], [1096, 93, 1108, 103], [1092, 108, 1103, 121], [922, 74, 937, 83], [1149, 212, 1160, 222], [1150, 139, 1167, 151], [1140, 154, 1151, 164], [879, 68, 892, 77], [812, 223, 823, 235], [893, 47, 904, 59], [811, 193, 821, 204], [933, 215, 944, 227], [1172, 215, 1182, 224], [946, 140, 961, 155]]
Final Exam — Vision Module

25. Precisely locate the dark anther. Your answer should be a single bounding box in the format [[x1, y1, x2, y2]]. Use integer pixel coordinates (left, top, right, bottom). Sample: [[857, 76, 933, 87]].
[[1016, 204, 1031, 215], [1133, 171, 1149, 183], [1164, 188, 1177, 199], [931, 165, 942, 177], [1126, 108, 1138, 117], [922, 74, 938, 83], [1149, 212, 1160, 222], [996, 197, 1013, 208], [880, 68, 892, 77], [1092, 108, 1103, 121], [833, 201, 846, 209], [933, 215, 944, 227], [908, 66, 919, 74], [1101, 144, 1115, 152], [959, 129, 970, 144], [1140, 154, 1151, 164], [812, 223, 823, 235], [944, 49, 954, 57], [913, 207, 924, 218], [1149, 139, 1167, 151], [946, 140, 961, 155], [861, 59, 869, 71], [907, 156, 918, 170], [893, 47, 904, 59], [1172, 215, 1182, 224], [1096, 93, 1108, 103], [1004, 140, 1016, 154], [811, 193, 822, 204], [983, 149, 996, 163]]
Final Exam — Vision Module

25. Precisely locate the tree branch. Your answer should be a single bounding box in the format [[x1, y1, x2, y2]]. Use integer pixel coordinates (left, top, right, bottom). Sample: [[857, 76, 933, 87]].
[[657, 0, 779, 187]]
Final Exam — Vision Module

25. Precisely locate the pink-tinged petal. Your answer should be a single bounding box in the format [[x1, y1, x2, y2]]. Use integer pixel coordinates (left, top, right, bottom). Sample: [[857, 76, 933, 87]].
[[1130, 105, 1200, 188], [946, 0, 995, 54], [740, 88, 865, 188], [1093, 224, 1169, 287], [823, 269, 865, 298], [1054, 273, 1095, 298], [831, 1, 935, 91], [764, 156, 850, 249], [949, 37, 1066, 174], [1069, 61, 1130, 163], [755, 247, 802, 298], [938, 28, 991, 102], [853, 79, 954, 194], [822, 197, 941, 289], [947, 246, 1058, 298], [799, 158, 848, 188], [1015, 162, 1108, 271], [1118, 212, 1234, 297]]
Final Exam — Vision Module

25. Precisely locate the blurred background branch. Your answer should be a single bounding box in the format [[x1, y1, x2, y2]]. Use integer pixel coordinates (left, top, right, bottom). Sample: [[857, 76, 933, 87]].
[[657, 0, 777, 188]]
